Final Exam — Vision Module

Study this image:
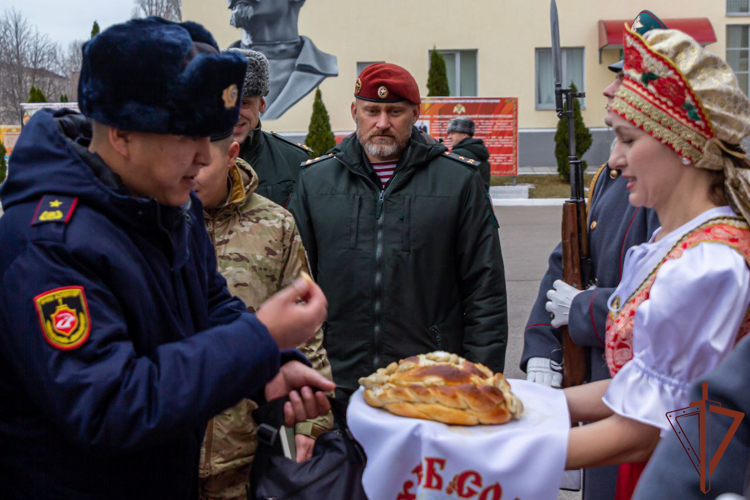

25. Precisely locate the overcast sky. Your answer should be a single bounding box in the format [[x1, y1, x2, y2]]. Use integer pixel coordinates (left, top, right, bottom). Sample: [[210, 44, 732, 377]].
[[1, 0, 135, 48]]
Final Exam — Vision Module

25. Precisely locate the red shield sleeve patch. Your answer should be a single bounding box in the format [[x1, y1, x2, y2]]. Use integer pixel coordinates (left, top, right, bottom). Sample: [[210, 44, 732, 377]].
[[34, 286, 91, 350]]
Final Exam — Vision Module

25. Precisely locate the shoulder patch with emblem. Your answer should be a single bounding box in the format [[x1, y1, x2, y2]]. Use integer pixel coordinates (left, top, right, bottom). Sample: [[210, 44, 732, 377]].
[[32, 196, 78, 226], [270, 131, 315, 155], [301, 153, 335, 168], [34, 286, 91, 350], [442, 150, 479, 167]]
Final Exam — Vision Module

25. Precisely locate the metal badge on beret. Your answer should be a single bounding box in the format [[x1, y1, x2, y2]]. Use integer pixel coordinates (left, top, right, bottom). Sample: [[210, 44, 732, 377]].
[[355, 63, 421, 104], [355, 78, 362, 94]]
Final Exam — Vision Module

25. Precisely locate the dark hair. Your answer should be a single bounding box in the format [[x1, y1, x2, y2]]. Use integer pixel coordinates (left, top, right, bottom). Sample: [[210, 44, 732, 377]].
[[210, 135, 235, 155]]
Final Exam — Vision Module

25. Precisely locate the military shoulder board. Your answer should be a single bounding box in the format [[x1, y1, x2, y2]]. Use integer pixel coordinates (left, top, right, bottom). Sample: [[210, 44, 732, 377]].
[[442, 151, 479, 167], [270, 131, 315, 155], [32, 195, 78, 226], [301, 153, 336, 168]]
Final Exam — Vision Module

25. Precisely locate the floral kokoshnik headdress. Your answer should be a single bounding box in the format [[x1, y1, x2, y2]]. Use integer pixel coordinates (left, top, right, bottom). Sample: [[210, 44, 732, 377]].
[[610, 25, 750, 222]]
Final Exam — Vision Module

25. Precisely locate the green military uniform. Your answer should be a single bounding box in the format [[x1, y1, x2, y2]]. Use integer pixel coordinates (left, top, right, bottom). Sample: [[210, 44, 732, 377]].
[[199, 159, 332, 500], [238, 123, 311, 208], [451, 137, 491, 192], [289, 129, 508, 390]]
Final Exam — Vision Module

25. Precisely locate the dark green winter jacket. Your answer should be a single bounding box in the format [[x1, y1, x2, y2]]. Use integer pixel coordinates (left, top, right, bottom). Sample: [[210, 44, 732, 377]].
[[288, 130, 508, 389], [238, 122, 311, 207], [451, 137, 491, 192]]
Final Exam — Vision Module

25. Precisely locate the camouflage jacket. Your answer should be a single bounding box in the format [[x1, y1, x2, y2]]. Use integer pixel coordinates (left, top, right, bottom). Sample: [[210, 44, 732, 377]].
[[199, 159, 332, 497]]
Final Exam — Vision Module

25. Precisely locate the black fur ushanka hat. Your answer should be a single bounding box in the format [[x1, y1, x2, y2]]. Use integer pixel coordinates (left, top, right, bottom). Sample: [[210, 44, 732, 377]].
[[78, 17, 246, 137]]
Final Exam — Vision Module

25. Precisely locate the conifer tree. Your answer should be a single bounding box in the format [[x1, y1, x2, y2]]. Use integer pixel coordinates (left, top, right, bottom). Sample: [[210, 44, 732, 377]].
[[427, 47, 450, 96], [554, 83, 592, 182], [91, 21, 100, 38], [305, 88, 335, 156], [60, 94, 69, 102], [27, 86, 41, 103]]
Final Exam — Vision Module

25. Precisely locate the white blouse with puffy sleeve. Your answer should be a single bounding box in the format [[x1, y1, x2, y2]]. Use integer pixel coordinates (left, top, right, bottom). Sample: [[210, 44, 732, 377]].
[[602, 206, 750, 436]]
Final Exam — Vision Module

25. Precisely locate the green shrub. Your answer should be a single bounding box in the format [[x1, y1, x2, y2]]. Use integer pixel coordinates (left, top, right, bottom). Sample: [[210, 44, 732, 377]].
[[427, 47, 450, 96], [305, 88, 335, 156], [554, 83, 592, 182]]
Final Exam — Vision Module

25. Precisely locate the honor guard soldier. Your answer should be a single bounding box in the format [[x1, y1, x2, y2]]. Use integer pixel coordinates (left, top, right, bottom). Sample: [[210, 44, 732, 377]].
[[226, 48, 312, 207], [0, 17, 333, 500], [521, 11, 666, 500], [288, 63, 508, 392]]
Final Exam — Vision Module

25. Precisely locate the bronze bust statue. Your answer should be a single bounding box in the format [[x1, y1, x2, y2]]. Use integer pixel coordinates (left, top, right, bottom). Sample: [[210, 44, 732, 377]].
[[228, 0, 338, 120]]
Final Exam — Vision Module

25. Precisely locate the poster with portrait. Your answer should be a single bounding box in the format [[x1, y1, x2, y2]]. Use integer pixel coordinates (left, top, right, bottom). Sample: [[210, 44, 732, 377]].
[[420, 97, 518, 177]]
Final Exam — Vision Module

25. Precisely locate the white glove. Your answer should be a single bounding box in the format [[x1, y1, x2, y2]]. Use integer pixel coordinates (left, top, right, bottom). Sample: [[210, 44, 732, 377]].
[[545, 279, 591, 329], [526, 357, 563, 388]]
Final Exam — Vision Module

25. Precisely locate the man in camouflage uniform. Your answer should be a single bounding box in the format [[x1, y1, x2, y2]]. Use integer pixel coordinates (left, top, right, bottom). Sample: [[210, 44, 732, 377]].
[[194, 131, 333, 499], [225, 48, 312, 208]]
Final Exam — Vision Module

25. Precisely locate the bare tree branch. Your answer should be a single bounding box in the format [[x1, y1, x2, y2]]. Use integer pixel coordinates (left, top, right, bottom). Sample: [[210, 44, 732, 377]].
[[132, 0, 182, 22], [0, 8, 70, 123]]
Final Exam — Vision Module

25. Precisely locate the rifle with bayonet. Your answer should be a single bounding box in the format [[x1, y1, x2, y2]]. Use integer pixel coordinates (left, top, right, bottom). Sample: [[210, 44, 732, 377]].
[[550, 0, 592, 388]]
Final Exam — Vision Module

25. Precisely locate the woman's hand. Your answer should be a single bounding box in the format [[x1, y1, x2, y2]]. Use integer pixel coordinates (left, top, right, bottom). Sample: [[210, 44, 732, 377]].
[[566, 414, 661, 470]]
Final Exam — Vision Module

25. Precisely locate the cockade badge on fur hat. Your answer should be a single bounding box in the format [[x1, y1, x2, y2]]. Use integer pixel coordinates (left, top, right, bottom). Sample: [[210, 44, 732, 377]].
[[78, 17, 246, 137], [224, 48, 270, 98], [355, 63, 421, 105]]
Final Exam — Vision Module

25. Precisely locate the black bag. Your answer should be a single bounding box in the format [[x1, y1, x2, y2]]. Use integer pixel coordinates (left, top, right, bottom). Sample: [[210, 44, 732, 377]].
[[249, 394, 368, 500]]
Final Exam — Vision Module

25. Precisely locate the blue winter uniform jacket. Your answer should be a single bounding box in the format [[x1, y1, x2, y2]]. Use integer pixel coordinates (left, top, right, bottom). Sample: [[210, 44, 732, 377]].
[[0, 109, 287, 499]]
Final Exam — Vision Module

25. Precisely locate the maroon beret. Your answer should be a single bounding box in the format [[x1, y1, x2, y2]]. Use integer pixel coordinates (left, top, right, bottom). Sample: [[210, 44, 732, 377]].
[[354, 63, 421, 105]]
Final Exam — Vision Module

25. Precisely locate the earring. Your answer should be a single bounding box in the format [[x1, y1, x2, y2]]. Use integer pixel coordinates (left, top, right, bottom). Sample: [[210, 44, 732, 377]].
[[681, 157, 692, 165]]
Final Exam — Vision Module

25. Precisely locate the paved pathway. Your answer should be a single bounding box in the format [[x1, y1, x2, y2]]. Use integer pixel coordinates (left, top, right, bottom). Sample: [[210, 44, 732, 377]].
[[493, 205, 581, 500]]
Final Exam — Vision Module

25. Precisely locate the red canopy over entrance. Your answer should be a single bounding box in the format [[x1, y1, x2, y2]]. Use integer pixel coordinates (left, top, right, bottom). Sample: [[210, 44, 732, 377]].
[[598, 18, 717, 51]]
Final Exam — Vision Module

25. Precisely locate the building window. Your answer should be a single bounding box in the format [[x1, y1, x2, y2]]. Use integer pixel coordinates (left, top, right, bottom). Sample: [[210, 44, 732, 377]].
[[357, 61, 384, 76], [429, 50, 478, 96], [728, 26, 750, 94], [728, 0, 750, 16], [535, 47, 585, 110]]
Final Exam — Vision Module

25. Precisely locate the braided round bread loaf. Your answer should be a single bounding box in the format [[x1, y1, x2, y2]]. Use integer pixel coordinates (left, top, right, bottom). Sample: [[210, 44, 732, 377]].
[[359, 351, 524, 425]]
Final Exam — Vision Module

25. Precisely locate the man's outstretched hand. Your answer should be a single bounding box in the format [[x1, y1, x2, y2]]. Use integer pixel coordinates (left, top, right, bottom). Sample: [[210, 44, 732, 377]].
[[265, 360, 336, 428], [256, 277, 328, 350]]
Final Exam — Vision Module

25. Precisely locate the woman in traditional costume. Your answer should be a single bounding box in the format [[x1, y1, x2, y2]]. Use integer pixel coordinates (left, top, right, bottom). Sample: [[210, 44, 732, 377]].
[[562, 24, 750, 500]]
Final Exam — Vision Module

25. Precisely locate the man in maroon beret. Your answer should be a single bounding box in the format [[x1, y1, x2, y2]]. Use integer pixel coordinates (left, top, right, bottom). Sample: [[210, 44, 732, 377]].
[[288, 63, 508, 393]]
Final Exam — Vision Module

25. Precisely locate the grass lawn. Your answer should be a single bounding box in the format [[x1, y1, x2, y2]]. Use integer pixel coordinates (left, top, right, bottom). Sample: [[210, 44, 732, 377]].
[[491, 174, 596, 198]]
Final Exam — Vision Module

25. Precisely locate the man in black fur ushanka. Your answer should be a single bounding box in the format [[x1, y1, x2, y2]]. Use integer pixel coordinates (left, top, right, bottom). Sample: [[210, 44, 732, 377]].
[[0, 17, 334, 499], [288, 63, 508, 392]]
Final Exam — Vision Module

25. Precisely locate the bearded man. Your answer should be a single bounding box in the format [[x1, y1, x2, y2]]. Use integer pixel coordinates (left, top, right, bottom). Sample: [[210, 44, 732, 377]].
[[288, 63, 508, 391]]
